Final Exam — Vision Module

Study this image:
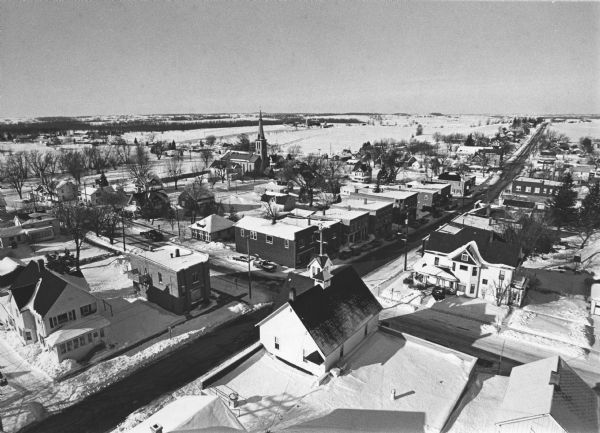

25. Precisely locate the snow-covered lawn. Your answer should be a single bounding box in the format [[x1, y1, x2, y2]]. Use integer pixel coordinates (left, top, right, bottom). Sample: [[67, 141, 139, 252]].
[[546, 119, 600, 142], [210, 330, 476, 433], [0, 301, 262, 433], [446, 373, 510, 433], [80, 256, 135, 298]]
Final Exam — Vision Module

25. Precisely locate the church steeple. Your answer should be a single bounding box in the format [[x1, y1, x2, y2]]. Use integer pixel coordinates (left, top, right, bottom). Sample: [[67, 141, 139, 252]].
[[255, 110, 268, 172], [257, 110, 266, 141]]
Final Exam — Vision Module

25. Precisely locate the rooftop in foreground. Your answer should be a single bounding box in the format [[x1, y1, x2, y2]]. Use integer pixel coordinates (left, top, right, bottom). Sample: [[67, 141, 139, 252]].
[[129, 245, 209, 271], [211, 328, 476, 433]]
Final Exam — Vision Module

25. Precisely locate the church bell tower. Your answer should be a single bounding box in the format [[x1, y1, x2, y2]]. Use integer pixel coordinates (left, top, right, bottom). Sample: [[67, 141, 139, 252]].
[[255, 110, 269, 172]]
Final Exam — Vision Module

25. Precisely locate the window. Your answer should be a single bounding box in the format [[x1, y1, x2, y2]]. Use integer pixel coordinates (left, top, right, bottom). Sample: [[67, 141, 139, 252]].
[[434, 257, 439, 266], [93, 331, 98, 338], [59, 344, 66, 354], [534, 187, 540, 194], [250, 231, 257, 240], [515, 185, 521, 192], [525, 186, 531, 193], [100, 328, 105, 337], [266, 235, 273, 244], [499, 270, 505, 280], [80, 303, 97, 317], [340, 345, 344, 358], [57, 313, 69, 325], [469, 284, 476, 295], [240, 228, 245, 238], [79, 336, 86, 346], [88, 333, 93, 343], [68, 310, 76, 321], [472, 267, 478, 276], [66, 341, 72, 351], [73, 338, 79, 349], [25, 330, 32, 341], [452, 262, 456, 271], [482, 279, 488, 285], [158, 272, 163, 283], [192, 272, 199, 282], [461, 253, 468, 262], [50, 317, 57, 328], [284, 239, 289, 249], [274, 336, 280, 350], [460, 265, 468, 271]]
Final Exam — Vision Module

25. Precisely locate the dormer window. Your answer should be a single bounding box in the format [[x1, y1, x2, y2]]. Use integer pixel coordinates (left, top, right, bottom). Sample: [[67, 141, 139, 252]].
[[461, 253, 468, 262]]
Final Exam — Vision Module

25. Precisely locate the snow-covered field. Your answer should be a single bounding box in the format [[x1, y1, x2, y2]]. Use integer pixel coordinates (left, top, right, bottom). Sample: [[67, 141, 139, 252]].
[[546, 119, 600, 142]]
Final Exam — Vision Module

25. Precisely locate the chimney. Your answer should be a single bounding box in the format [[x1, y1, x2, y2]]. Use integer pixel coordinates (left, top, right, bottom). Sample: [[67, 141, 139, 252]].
[[486, 204, 491, 217], [363, 197, 368, 205], [175, 249, 180, 257], [37, 259, 44, 270], [308, 216, 311, 225], [150, 424, 163, 433], [170, 253, 173, 258], [549, 371, 561, 389], [289, 288, 296, 302]]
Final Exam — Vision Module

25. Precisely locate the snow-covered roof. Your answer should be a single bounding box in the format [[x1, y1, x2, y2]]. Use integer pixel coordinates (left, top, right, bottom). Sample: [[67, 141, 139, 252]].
[[363, 188, 418, 201], [128, 395, 246, 433], [46, 315, 110, 347], [333, 198, 392, 212], [132, 245, 209, 271], [319, 207, 369, 222], [189, 214, 234, 234], [288, 208, 316, 217], [497, 356, 599, 432], [412, 258, 458, 281], [591, 283, 600, 300], [514, 176, 562, 187], [0, 257, 24, 276], [279, 216, 339, 230], [235, 216, 310, 240]]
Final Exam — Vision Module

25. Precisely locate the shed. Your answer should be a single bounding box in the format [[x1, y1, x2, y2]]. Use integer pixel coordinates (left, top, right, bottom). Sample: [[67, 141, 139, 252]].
[[189, 214, 235, 242]]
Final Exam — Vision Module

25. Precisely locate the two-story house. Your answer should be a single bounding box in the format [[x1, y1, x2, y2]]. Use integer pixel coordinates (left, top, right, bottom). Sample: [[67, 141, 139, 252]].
[[331, 198, 393, 238], [350, 163, 372, 183], [413, 223, 526, 306], [55, 180, 78, 201], [126, 246, 211, 315], [234, 216, 341, 268], [341, 186, 419, 224], [1, 260, 110, 362], [316, 207, 370, 245], [402, 181, 451, 210], [437, 172, 476, 197], [258, 258, 382, 376]]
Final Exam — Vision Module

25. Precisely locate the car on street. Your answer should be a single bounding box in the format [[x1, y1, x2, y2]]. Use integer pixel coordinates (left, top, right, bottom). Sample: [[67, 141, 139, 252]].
[[233, 255, 252, 263], [140, 229, 164, 242], [254, 259, 277, 272]]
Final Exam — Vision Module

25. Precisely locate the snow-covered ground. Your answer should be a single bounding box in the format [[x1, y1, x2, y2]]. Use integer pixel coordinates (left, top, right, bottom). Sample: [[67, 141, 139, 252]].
[[0, 301, 262, 433], [446, 373, 510, 433], [546, 119, 600, 142]]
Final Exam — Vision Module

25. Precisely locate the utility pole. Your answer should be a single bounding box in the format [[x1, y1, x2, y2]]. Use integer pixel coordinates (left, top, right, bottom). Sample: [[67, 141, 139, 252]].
[[246, 236, 252, 299], [403, 218, 408, 271], [175, 205, 181, 238], [121, 213, 126, 252]]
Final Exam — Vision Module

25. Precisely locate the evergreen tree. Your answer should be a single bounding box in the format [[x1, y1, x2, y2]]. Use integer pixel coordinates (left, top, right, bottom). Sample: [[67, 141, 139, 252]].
[[578, 182, 600, 248], [97, 171, 109, 187], [464, 134, 475, 147], [547, 173, 577, 233], [134, 137, 138, 145]]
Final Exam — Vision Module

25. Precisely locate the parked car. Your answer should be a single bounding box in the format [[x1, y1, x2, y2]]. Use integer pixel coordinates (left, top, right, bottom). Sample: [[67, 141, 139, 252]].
[[0, 371, 7, 386], [233, 255, 252, 263], [431, 286, 445, 301], [140, 229, 164, 242], [254, 259, 277, 272]]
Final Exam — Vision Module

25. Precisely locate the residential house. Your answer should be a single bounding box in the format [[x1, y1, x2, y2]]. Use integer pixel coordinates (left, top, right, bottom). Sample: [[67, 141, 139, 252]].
[[331, 198, 393, 238], [258, 260, 382, 375], [0, 257, 24, 287], [453, 204, 528, 234], [471, 147, 502, 168], [253, 181, 289, 195], [234, 216, 341, 268], [177, 188, 216, 217], [126, 246, 211, 315], [402, 182, 451, 210], [496, 356, 599, 433], [14, 212, 60, 243], [0, 260, 110, 362], [55, 180, 78, 201], [189, 214, 235, 242], [350, 163, 372, 183], [79, 185, 128, 207], [438, 172, 476, 197], [414, 223, 526, 305], [510, 176, 562, 197], [341, 185, 418, 224], [136, 189, 171, 217], [0, 226, 27, 248], [261, 191, 296, 212], [570, 165, 597, 184]]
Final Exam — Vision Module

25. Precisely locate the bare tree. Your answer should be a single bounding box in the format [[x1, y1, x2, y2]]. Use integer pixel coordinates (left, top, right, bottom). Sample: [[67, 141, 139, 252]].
[[60, 150, 86, 184], [286, 144, 302, 160], [166, 156, 184, 189], [2, 152, 28, 198], [54, 204, 90, 270], [199, 148, 213, 168], [26, 150, 53, 186], [129, 144, 154, 191], [492, 280, 511, 306], [262, 199, 279, 223], [205, 135, 217, 147]]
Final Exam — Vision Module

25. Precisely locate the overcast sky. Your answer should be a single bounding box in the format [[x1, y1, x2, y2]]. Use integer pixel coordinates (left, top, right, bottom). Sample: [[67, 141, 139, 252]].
[[1, 1, 598, 117]]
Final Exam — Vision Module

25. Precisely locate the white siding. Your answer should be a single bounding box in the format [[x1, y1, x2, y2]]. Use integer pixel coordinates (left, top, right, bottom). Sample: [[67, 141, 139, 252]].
[[41, 285, 99, 337]]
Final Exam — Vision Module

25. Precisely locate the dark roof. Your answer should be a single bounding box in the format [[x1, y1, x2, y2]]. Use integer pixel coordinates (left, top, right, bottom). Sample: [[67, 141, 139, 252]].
[[311, 255, 330, 269], [426, 224, 521, 267], [438, 172, 462, 182], [288, 266, 382, 356], [277, 272, 316, 306], [32, 270, 68, 316], [9, 261, 44, 309], [352, 163, 371, 172], [503, 199, 536, 209]]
